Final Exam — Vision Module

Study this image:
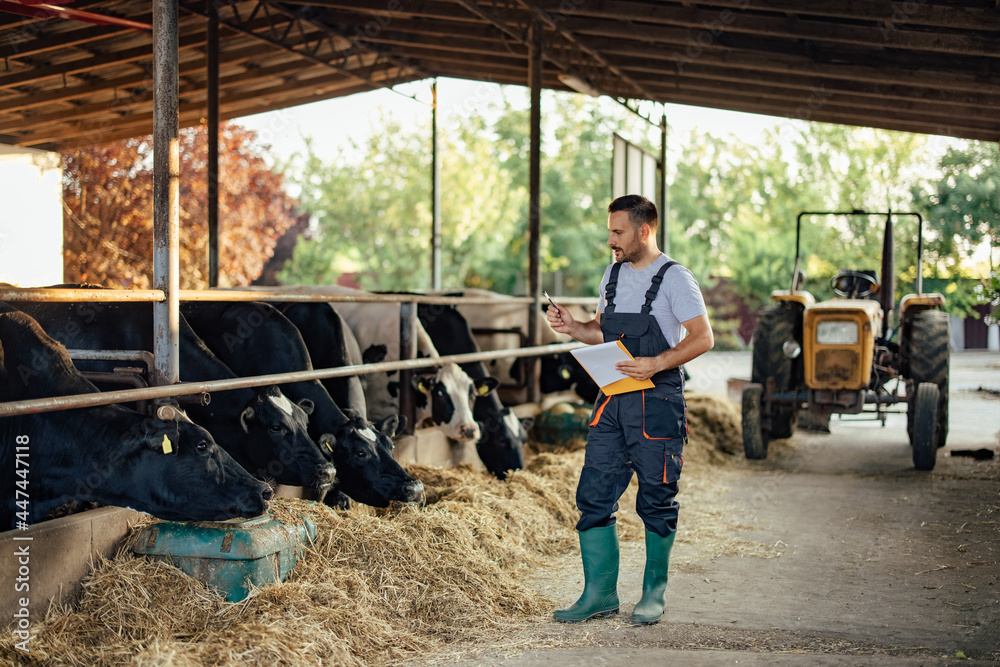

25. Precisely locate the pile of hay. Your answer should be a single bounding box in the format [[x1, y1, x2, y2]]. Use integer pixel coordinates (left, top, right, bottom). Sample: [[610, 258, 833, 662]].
[[0, 393, 759, 666], [0, 458, 589, 666]]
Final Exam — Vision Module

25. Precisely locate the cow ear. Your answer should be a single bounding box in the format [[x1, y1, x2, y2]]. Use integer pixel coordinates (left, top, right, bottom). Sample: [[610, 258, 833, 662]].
[[240, 406, 255, 433], [362, 344, 388, 365], [520, 416, 535, 431], [376, 414, 401, 438], [318, 433, 336, 454], [412, 375, 432, 395], [475, 377, 499, 396], [297, 398, 315, 415]]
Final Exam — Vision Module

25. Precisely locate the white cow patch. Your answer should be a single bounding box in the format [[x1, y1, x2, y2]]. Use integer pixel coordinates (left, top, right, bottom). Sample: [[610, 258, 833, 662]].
[[359, 428, 378, 444], [503, 410, 524, 438], [270, 394, 295, 416], [434, 364, 480, 442]]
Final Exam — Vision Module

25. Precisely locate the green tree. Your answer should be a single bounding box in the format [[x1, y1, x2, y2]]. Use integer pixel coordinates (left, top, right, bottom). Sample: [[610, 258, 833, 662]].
[[916, 141, 1000, 270], [281, 90, 657, 295], [278, 115, 435, 290]]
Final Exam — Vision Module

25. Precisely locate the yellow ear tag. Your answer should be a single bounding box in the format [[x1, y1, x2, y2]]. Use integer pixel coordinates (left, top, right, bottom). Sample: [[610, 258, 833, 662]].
[[161, 434, 173, 455], [477, 384, 490, 397]]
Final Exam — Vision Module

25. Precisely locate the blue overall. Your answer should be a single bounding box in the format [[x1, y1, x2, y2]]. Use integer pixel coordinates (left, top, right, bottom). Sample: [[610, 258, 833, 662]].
[[576, 260, 687, 538]]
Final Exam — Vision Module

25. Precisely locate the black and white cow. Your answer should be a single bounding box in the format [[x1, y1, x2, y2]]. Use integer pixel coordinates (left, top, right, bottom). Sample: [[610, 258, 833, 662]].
[[0, 306, 272, 530], [338, 299, 497, 442], [449, 289, 599, 404], [11, 299, 334, 495], [263, 286, 497, 443], [417, 302, 532, 479], [182, 301, 424, 508]]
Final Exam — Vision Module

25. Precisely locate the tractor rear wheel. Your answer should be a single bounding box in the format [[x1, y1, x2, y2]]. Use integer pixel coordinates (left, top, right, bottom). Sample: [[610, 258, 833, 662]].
[[751, 305, 800, 439], [911, 383, 940, 471], [905, 310, 950, 448], [742, 383, 767, 459]]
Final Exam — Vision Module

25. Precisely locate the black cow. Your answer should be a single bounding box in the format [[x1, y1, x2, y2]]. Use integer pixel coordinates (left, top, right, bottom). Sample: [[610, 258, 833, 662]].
[[11, 299, 334, 495], [417, 302, 533, 480], [182, 301, 424, 508], [0, 306, 271, 529], [536, 351, 601, 404]]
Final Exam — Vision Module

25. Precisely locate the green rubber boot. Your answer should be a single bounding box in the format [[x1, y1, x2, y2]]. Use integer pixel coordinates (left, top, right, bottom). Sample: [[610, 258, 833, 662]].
[[631, 528, 676, 625], [553, 525, 620, 623]]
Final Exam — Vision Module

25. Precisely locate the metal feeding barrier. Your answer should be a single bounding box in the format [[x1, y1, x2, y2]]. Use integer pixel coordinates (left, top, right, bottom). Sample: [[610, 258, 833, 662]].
[[0, 287, 592, 428]]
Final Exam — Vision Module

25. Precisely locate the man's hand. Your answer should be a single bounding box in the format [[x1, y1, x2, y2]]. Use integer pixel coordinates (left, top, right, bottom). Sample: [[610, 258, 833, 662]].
[[615, 356, 661, 381], [547, 304, 605, 345], [546, 303, 575, 335]]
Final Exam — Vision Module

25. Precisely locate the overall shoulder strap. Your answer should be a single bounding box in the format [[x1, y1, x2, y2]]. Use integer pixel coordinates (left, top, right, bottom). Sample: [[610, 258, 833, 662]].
[[641, 260, 678, 314], [604, 262, 623, 313]]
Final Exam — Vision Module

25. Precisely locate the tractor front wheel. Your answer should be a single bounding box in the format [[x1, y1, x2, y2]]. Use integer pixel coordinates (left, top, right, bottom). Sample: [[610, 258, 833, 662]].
[[906, 310, 950, 448], [911, 382, 940, 471], [751, 305, 801, 440], [742, 383, 768, 460]]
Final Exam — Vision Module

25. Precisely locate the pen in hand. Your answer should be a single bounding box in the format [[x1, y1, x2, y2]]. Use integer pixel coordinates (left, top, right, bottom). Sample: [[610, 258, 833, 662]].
[[543, 290, 562, 318], [543, 290, 558, 310]]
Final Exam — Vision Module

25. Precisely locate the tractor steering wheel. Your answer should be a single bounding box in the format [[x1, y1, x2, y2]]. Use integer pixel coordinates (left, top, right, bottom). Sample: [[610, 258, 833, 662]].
[[830, 270, 879, 298]]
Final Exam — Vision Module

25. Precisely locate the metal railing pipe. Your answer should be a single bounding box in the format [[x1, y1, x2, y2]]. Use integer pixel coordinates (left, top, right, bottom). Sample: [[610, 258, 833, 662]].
[[0, 288, 598, 307], [0, 289, 165, 302], [0, 342, 585, 418], [66, 349, 156, 371]]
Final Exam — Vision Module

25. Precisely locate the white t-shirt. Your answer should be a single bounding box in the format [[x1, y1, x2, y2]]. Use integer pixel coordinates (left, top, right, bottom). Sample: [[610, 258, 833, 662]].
[[597, 254, 707, 348]]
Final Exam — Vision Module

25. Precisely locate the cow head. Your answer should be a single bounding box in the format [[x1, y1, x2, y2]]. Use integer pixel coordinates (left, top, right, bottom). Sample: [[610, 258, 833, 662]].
[[476, 407, 533, 480], [237, 386, 337, 494], [322, 412, 424, 508], [119, 409, 273, 522], [412, 364, 498, 441]]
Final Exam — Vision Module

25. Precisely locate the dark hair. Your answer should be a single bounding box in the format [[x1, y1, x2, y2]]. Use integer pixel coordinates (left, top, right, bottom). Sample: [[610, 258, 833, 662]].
[[608, 194, 657, 230]]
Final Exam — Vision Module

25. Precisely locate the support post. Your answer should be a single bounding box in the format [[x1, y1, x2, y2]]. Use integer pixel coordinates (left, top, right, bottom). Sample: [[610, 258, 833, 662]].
[[207, 0, 220, 287], [659, 113, 668, 255], [398, 301, 417, 435], [152, 0, 180, 387], [431, 80, 442, 290], [527, 21, 543, 404]]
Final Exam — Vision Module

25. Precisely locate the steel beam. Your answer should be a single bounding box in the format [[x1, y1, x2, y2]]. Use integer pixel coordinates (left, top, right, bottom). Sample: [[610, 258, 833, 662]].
[[207, 0, 220, 288], [152, 0, 180, 387], [526, 20, 542, 405]]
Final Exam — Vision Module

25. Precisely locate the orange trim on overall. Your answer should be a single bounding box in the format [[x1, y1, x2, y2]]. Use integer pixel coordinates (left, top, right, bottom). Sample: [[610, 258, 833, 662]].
[[589, 395, 612, 427], [642, 389, 672, 440], [663, 453, 683, 483]]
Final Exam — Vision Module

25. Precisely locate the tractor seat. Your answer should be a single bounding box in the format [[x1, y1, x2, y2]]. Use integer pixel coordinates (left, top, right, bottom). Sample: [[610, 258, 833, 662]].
[[831, 269, 880, 298]]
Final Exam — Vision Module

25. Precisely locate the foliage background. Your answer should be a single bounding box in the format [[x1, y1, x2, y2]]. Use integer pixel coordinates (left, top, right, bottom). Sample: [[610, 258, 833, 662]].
[[59, 88, 997, 350], [63, 123, 299, 289]]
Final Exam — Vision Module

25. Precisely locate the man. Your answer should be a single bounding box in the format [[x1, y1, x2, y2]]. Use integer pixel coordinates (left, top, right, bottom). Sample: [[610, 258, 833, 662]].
[[546, 194, 714, 625]]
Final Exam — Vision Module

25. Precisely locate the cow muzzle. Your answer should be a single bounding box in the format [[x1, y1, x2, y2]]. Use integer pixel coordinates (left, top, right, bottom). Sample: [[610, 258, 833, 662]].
[[452, 422, 481, 442], [311, 463, 337, 493], [403, 480, 425, 504]]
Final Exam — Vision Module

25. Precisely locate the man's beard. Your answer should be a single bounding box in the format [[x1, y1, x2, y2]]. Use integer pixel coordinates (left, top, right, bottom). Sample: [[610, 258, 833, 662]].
[[613, 240, 644, 264]]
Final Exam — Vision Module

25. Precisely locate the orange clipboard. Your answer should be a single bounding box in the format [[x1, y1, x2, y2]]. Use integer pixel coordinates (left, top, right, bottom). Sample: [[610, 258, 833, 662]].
[[570, 340, 655, 395]]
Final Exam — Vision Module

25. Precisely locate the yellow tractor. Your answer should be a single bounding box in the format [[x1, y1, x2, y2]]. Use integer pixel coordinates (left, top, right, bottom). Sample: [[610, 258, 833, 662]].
[[742, 210, 950, 470]]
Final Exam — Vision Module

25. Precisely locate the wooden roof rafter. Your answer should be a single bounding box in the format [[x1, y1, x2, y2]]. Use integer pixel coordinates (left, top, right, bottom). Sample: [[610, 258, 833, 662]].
[[0, 0, 997, 149]]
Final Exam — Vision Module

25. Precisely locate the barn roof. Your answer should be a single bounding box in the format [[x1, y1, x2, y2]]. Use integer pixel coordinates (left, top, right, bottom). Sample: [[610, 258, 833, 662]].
[[2, 0, 998, 150]]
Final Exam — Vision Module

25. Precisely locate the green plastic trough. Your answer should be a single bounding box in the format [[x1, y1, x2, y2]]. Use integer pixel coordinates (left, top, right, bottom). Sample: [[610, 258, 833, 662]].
[[133, 510, 317, 602]]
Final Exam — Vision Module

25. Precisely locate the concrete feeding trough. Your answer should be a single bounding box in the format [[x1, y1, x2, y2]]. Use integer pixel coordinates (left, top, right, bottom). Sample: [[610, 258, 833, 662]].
[[133, 511, 317, 602]]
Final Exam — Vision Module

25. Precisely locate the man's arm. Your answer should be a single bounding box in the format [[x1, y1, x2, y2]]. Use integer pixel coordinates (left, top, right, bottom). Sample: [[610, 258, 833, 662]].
[[614, 313, 714, 381], [546, 304, 605, 346]]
